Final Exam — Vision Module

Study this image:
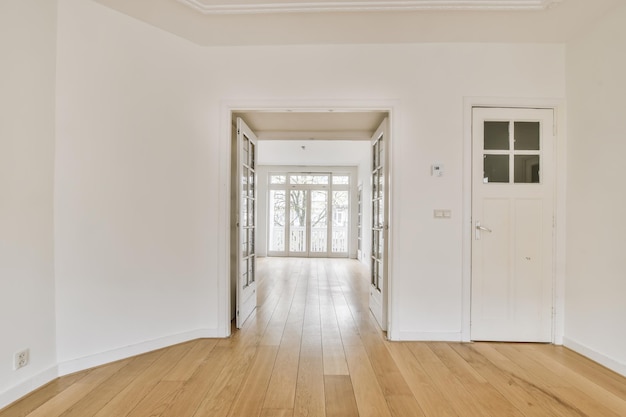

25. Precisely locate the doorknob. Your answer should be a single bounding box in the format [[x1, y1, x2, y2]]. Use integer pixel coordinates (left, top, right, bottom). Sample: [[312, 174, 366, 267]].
[[475, 221, 492, 240]]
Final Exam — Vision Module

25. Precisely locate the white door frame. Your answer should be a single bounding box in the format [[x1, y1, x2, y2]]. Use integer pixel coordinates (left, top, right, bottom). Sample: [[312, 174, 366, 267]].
[[461, 97, 567, 344], [217, 98, 399, 338]]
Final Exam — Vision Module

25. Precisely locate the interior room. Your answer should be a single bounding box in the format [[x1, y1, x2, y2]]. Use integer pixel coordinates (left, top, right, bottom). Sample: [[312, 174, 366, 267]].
[[1, 0, 625, 413]]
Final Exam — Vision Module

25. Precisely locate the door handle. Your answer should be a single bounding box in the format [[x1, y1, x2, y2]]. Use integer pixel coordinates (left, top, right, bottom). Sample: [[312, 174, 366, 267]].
[[475, 221, 492, 240]]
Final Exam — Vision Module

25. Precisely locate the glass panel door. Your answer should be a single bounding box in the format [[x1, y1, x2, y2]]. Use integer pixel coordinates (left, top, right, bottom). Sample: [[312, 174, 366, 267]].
[[370, 118, 388, 331], [268, 171, 352, 258], [332, 190, 349, 254], [289, 189, 307, 255], [235, 117, 257, 329], [310, 190, 328, 254], [268, 190, 286, 252]]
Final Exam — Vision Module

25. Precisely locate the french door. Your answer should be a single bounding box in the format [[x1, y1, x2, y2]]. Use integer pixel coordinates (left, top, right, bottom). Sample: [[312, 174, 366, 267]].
[[268, 172, 350, 258], [288, 188, 329, 256], [233, 118, 257, 328], [471, 107, 555, 342], [370, 119, 389, 331]]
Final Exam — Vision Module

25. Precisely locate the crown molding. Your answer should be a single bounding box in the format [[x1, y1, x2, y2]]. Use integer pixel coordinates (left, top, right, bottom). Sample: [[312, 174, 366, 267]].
[[175, 0, 563, 15]]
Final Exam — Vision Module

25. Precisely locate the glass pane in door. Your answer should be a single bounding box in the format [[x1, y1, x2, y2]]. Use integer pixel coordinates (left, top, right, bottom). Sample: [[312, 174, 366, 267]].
[[332, 190, 349, 253], [514, 122, 540, 150], [269, 190, 286, 252], [483, 155, 509, 183], [289, 190, 307, 253], [484, 121, 510, 150], [310, 190, 328, 253], [514, 155, 540, 183]]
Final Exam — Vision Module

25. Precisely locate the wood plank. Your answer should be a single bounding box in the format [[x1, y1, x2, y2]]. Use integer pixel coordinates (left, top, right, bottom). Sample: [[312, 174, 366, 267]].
[[324, 375, 359, 417], [293, 268, 325, 417], [551, 347, 626, 400], [263, 316, 304, 409], [162, 339, 218, 382], [191, 345, 259, 417], [408, 343, 511, 417], [228, 346, 279, 417], [160, 346, 231, 417], [507, 344, 626, 416], [125, 380, 184, 417], [260, 409, 294, 417], [0, 371, 90, 417], [427, 342, 527, 417], [450, 343, 567, 417], [386, 394, 427, 417], [385, 342, 458, 417], [343, 343, 392, 417], [25, 360, 130, 417], [92, 342, 193, 417], [58, 350, 163, 417]]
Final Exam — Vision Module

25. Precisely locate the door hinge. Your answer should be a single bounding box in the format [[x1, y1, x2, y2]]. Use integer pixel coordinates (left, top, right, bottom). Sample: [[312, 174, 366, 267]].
[[236, 310, 240, 316], [237, 129, 240, 135]]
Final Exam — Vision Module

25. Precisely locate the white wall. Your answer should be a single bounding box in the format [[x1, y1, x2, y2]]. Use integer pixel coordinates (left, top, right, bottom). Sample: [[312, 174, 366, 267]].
[[54, 0, 221, 371], [52, 0, 566, 375], [0, 0, 58, 407], [565, 3, 626, 375]]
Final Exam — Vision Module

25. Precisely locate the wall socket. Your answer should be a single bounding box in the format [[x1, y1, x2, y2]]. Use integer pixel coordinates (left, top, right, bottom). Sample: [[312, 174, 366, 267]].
[[14, 349, 29, 370]]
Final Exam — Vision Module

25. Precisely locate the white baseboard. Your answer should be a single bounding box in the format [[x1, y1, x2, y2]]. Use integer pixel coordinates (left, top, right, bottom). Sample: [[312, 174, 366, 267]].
[[563, 337, 626, 377], [395, 331, 463, 342], [0, 365, 58, 410], [57, 328, 224, 376]]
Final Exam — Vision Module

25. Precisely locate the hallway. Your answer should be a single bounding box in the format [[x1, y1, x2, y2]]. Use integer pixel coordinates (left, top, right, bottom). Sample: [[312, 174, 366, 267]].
[[3, 258, 626, 417]]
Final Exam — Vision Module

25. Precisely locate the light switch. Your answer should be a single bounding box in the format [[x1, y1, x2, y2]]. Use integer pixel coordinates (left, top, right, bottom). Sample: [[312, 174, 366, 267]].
[[434, 209, 452, 219]]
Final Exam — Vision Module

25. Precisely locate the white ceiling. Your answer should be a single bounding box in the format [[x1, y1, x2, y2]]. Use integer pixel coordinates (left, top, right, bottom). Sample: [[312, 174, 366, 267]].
[[93, 0, 620, 46], [234, 111, 388, 140]]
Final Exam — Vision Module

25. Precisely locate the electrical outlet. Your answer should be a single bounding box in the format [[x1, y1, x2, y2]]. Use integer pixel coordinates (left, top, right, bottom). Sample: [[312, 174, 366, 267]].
[[14, 349, 29, 370]]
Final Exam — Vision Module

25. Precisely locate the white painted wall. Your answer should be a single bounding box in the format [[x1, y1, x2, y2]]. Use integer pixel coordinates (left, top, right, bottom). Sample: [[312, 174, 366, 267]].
[[258, 140, 370, 167], [54, 0, 221, 372], [0, 0, 58, 407], [565, 3, 626, 376], [51, 0, 566, 376]]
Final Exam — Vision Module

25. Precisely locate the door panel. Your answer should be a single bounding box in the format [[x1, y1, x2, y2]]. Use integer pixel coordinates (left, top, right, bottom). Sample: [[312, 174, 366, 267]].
[[268, 190, 286, 252], [370, 118, 388, 331], [289, 189, 307, 255], [471, 107, 554, 342], [235, 117, 257, 329], [331, 190, 349, 254], [310, 190, 328, 254]]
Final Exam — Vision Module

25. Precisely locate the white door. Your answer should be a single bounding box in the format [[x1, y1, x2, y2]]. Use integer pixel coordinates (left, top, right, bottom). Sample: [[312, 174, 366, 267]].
[[370, 118, 389, 331], [235, 117, 257, 328], [471, 107, 554, 342]]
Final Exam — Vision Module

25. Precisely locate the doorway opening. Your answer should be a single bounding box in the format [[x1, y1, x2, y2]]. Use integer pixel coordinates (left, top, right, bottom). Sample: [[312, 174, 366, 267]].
[[224, 105, 393, 333]]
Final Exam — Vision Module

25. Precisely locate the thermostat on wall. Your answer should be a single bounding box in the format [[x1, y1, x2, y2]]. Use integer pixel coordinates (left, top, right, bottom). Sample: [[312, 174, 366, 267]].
[[431, 164, 444, 177]]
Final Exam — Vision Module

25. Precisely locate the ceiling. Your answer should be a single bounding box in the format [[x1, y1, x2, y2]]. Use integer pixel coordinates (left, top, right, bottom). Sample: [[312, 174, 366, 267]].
[[234, 111, 388, 141], [93, 0, 620, 46]]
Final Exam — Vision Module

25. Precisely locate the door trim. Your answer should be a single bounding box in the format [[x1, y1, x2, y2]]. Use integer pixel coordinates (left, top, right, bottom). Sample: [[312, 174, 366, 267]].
[[218, 98, 399, 339], [462, 97, 566, 344]]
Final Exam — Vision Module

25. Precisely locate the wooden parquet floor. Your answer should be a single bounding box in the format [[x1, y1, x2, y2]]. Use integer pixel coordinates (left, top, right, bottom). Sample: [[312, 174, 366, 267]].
[[2, 257, 626, 417]]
